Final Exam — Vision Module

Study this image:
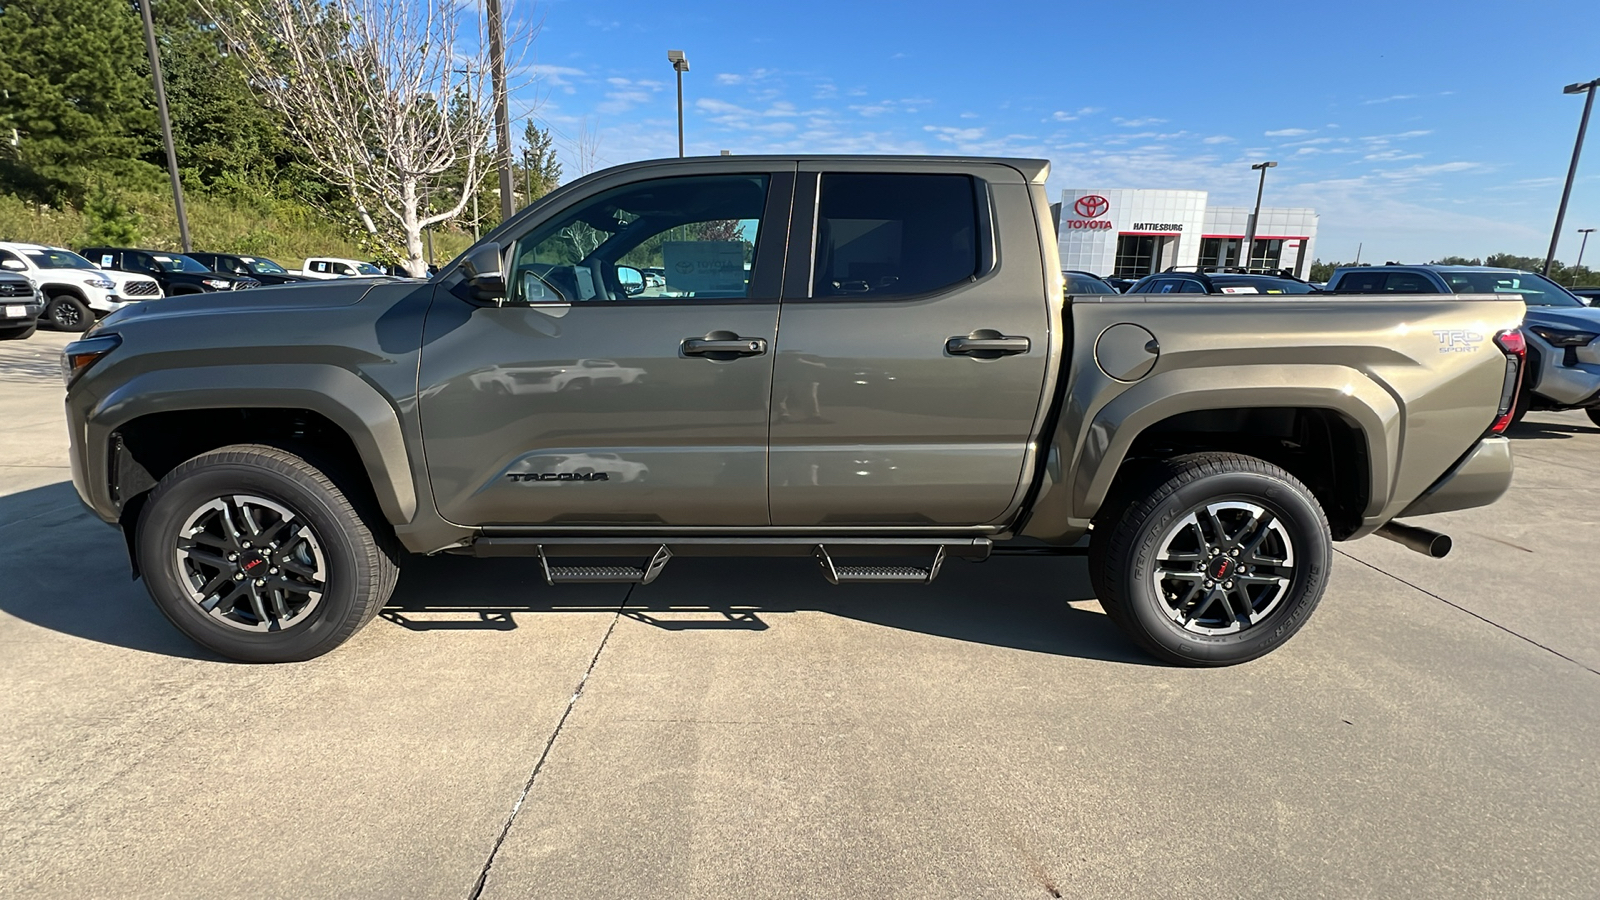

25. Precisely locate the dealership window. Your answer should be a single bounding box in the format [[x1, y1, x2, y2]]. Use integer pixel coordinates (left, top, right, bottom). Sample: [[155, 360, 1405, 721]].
[[1199, 237, 1242, 269], [1248, 239, 1284, 273], [811, 173, 978, 298], [1114, 235, 1162, 276]]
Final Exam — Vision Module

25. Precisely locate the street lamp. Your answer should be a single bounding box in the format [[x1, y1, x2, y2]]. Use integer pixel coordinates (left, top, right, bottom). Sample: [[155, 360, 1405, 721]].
[[1240, 161, 1277, 273], [1543, 77, 1600, 276], [137, 0, 190, 251], [1577, 228, 1597, 271], [668, 50, 689, 158]]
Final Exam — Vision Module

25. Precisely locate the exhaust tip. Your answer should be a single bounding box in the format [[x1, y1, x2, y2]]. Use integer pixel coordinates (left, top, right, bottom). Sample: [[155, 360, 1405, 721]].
[[1376, 521, 1452, 558]]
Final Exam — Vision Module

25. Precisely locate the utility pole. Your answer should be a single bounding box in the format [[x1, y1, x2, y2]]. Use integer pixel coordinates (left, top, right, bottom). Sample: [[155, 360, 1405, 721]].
[[1241, 161, 1277, 273], [1544, 77, 1600, 276], [486, 0, 515, 220], [668, 50, 689, 157], [137, 0, 190, 251]]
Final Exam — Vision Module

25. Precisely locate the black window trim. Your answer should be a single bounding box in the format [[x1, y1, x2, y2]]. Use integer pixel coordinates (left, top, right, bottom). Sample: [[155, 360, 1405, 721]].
[[787, 170, 996, 303]]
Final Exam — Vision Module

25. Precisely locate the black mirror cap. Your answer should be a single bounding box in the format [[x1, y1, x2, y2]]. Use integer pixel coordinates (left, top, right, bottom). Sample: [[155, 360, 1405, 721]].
[[462, 242, 506, 300]]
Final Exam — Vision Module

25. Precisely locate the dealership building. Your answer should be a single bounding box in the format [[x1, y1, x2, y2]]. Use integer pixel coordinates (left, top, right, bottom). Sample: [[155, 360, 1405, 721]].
[[1056, 189, 1319, 279]]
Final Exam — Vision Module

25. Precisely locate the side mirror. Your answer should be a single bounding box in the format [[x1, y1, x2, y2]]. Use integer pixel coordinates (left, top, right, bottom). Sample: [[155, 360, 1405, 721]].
[[617, 265, 646, 297], [0, 259, 23, 271], [462, 242, 506, 301]]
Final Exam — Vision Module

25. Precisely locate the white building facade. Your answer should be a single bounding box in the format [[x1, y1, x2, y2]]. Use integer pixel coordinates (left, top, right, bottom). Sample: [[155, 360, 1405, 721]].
[[1058, 188, 1318, 279]]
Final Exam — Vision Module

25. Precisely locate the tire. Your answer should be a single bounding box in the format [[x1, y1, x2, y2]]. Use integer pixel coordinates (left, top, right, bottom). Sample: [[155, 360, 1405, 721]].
[[135, 444, 399, 662], [0, 324, 36, 340], [45, 295, 92, 332], [1587, 408, 1600, 429], [1091, 452, 1331, 667]]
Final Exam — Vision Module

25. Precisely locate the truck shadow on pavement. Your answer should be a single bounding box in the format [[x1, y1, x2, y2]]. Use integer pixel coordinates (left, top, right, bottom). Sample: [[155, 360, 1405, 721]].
[[1508, 418, 1600, 440], [0, 481, 1154, 666], [383, 554, 1159, 666]]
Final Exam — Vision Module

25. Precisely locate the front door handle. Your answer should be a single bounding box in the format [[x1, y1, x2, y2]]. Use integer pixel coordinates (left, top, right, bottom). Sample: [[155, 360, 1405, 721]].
[[946, 335, 1031, 356], [682, 337, 768, 357]]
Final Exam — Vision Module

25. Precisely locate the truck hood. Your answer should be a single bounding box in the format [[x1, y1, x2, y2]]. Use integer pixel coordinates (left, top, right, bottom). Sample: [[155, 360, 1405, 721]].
[[1524, 305, 1600, 333], [98, 278, 414, 328]]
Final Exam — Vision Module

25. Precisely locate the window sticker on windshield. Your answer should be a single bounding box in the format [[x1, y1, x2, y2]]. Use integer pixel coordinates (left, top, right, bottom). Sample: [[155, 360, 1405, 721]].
[[1220, 286, 1259, 294], [100, 255, 113, 267], [663, 241, 747, 294], [154, 256, 173, 262], [241, 257, 256, 263]]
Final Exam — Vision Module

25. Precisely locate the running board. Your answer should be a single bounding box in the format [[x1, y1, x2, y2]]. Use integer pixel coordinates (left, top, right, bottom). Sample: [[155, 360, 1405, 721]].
[[536, 544, 672, 585], [815, 545, 946, 585]]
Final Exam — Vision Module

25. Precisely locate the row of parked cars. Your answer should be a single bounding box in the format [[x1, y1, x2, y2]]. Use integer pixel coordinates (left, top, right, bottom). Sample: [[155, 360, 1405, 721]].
[[1066, 264, 1600, 427], [0, 241, 399, 337]]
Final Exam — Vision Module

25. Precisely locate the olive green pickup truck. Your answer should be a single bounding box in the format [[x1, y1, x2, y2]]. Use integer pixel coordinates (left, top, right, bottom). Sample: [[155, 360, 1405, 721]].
[[63, 156, 1525, 665]]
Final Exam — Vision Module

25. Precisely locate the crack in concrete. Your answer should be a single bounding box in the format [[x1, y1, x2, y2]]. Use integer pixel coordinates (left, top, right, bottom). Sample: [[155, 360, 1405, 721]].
[[467, 586, 629, 900], [1335, 549, 1600, 677]]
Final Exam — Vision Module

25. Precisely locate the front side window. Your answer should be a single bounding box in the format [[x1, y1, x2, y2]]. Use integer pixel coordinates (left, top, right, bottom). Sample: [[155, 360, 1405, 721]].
[[811, 173, 978, 298], [509, 173, 769, 304], [23, 248, 97, 270]]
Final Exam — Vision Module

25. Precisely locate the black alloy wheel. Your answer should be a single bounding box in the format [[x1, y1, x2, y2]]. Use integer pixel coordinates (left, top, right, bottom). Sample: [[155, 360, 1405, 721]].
[[1092, 453, 1331, 666], [173, 494, 328, 632], [47, 295, 91, 332]]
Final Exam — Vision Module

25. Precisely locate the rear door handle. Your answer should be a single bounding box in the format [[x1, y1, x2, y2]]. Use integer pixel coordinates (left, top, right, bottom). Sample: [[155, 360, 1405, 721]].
[[682, 337, 768, 357], [946, 335, 1031, 355]]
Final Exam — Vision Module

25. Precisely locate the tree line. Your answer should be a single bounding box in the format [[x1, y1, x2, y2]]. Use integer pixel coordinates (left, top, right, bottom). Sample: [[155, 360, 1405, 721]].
[[1308, 254, 1600, 287], [0, 0, 561, 273]]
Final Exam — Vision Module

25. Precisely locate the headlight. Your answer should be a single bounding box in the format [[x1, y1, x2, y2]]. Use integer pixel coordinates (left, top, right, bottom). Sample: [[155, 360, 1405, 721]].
[[88, 275, 115, 290], [1528, 325, 1598, 347], [202, 278, 232, 290], [61, 333, 122, 387]]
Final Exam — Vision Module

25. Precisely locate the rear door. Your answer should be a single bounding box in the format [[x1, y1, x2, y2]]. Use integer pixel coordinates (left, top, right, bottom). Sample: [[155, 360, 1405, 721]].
[[767, 163, 1052, 526], [418, 164, 794, 527]]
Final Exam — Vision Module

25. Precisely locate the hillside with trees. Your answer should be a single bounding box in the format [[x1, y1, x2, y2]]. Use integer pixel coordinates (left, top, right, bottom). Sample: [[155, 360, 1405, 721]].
[[0, 0, 561, 271]]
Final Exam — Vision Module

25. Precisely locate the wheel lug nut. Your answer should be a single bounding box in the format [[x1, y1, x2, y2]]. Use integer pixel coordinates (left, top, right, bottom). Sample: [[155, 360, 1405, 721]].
[[268, 567, 279, 575], [254, 578, 266, 587], [227, 553, 238, 562], [1224, 581, 1234, 589], [234, 573, 244, 581], [1205, 580, 1214, 588], [1229, 549, 1239, 557]]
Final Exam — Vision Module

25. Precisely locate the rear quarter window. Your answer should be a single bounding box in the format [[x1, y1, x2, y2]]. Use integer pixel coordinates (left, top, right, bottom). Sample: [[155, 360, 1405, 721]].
[[811, 173, 979, 299]]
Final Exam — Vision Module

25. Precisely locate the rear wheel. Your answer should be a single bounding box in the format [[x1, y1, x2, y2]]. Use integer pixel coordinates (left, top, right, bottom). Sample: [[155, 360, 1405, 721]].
[[45, 295, 91, 332], [136, 444, 399, 662], [1091, 453, 1331, 667]]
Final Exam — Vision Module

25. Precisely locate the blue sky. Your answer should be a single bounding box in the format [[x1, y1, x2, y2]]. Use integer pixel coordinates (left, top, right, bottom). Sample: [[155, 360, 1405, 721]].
[[502, 0, 1600, 265]]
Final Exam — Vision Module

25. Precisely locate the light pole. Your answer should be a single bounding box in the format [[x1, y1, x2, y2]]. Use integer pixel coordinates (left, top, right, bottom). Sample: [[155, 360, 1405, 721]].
[[137, 0, 190, 251], [668, 50, 689, 157], [1240, 161, 1277, 272], [486, 0, 515, 221], [1577, 228, 1597, 272], [1544, 78, 1600, 276]]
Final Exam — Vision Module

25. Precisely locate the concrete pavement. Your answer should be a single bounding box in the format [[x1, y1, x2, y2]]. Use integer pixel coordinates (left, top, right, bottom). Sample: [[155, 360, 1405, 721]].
[[2, 329, 1597, 898]]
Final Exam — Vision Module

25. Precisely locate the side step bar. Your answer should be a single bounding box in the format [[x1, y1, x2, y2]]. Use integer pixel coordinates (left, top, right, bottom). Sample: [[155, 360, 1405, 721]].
[[815, 545, 946, 584], [536, 544, 673, 585]]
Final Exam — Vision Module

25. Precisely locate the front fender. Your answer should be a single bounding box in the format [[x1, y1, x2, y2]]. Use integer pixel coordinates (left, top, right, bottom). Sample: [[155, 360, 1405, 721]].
[[84, 364, 417, 525]]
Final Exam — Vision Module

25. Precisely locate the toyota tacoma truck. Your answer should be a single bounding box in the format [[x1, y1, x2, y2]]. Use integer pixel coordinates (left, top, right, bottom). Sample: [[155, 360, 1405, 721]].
[[62, 156, 1525, 666]]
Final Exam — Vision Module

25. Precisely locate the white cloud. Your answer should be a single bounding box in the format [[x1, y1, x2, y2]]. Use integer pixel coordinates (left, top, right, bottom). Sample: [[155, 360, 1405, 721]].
[[1364, 94, 1418, 104], [1113, 116, 1167, 127], [1265, 128, 1311, 137], [1202, 135, 1234, 144]]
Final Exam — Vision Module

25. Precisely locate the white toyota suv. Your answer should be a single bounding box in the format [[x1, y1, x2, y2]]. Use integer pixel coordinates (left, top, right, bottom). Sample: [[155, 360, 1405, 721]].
[[0, 241, 163, 332]]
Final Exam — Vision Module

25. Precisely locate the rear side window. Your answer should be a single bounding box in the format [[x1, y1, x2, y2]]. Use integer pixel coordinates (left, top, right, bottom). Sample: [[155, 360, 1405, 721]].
[[1335, 271, 1386, 293], [812, 173, 978, 298], [1383, 272, 1438, 293]]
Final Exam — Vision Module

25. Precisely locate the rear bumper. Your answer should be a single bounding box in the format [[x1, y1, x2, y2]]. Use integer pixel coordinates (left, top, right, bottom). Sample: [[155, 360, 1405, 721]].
[[1398, 435, 1514, 518]]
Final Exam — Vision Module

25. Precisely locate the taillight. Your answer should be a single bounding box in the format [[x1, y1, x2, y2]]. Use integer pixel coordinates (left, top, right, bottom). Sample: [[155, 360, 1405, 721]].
[[1489, 329, 1526, 434]]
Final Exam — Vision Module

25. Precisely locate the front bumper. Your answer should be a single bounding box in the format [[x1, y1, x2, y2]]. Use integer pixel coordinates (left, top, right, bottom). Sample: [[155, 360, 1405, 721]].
[[1526, 332, 1600, 407], [1398, 435, 1514, 518], [1, 299, 44, 326]]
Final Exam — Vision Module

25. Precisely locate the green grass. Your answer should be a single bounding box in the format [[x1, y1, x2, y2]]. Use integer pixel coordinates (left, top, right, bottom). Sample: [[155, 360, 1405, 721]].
[[0, 190, 476, 267]]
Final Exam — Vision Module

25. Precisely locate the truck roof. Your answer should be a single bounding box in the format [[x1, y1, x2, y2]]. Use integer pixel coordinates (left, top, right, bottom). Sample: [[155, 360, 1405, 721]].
[[605, 154, 1052, 184]]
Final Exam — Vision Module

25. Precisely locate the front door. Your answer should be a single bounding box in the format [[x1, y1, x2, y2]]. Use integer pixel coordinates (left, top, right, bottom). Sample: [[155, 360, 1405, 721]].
[[419, 167, 793, 527], [767, 165, 1052, 526]]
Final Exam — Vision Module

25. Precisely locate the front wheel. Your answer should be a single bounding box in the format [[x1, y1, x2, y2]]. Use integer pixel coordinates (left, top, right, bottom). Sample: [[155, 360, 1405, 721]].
[[136, 444, 399, 662], [1092, 453, 1331, 667], [45, 295, 91, 332]]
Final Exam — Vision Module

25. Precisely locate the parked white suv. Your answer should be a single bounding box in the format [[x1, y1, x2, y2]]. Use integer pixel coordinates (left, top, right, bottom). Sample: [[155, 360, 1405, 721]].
[[0, 241, 162, 332], [298, 257, 386, 280]]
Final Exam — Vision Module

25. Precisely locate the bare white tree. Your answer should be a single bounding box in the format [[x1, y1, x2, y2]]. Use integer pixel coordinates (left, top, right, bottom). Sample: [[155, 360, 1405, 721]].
[[203, 0, 531, 275]]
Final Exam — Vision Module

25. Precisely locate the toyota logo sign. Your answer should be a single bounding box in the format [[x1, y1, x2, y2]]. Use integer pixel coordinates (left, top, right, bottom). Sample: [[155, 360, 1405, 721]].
[[1073, 195, 1109, 218]]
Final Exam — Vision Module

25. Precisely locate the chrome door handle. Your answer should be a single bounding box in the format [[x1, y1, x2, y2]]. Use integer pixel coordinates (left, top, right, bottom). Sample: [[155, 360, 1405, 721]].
[[682, 337, 768, 357], [946, 335, 1030, 355]]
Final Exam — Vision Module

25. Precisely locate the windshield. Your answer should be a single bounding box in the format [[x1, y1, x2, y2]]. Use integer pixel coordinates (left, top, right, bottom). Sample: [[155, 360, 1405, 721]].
[[22, 249, 96, 270], [356, 262, 384, 276], [1065, 273, 1117, 294], [1440, 271, 1585, 307], [1211, 276, 1319, 294], [241, 257, 288, 275], [150, 254, 212, 274]]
